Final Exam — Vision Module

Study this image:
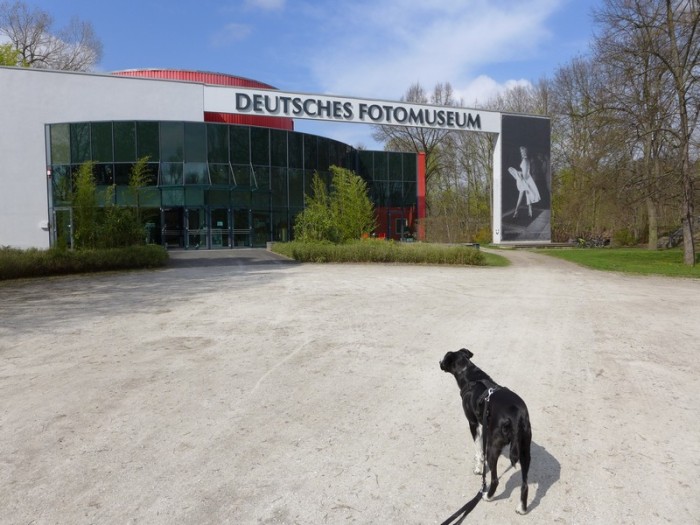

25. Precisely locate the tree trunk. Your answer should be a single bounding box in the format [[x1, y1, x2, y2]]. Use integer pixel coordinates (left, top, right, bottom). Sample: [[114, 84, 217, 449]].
[[646, 197, 658, 250]]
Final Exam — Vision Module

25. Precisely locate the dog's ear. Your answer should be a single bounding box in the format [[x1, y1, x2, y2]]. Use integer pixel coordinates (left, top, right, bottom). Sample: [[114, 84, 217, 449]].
[[459, 348, 474, 359]]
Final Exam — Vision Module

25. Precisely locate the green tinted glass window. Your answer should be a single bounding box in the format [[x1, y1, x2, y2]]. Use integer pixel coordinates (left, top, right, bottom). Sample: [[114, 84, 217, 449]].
[[160, 163, 183, 185], [373, 152, 388, 180], [207, 124, 228, 163], [114, 122, 136, 162], [389, 181, 403, 205], [271, 167, 287, 207], [162, 187, 184, 206], [304, 135, 317, 170], [251, 127, 269, 165], [357, 151, 373, 179], [252, 166, 270, 191], [50, 164, 71, 204], [403, 153, 417, 181], [232, 165, 251, 187], [388, 152, 403, 181], [230, 126, 250, 164], [139, 188, 160, 207], [91, 122, 113, 162], [317, 138, 330, 171], [114, 163, 132, 185], [50, 124, 70, 164], [270, 130, 287, 167], [137, 122, 159, 161], [185, 122, 206, 162], [231, 189, 251, 207], [184, 162, 209, 184], [185, 187, 205, 206], [209, 164, 231, 185], [70, 123, 91, 163], [403, 182, 417, 206], [288, 132, 303, 168], [252, 192, 270, 209], [288, 168, 304, 207], [94, 163, 114, 185], [208, 189, 230, 207], [160, 122, 184, 162]]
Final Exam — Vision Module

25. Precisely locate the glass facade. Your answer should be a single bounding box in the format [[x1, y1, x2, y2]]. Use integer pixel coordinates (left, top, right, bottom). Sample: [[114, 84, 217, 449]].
[[47, 121, 418, 248]]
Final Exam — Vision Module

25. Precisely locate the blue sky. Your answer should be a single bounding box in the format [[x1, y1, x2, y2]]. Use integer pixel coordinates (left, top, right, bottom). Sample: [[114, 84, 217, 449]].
[[26, 0, 602, 147]]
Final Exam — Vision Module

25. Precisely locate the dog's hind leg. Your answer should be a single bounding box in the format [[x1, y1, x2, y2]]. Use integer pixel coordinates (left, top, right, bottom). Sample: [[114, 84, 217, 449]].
[[483, 447, 500, 501], [473, 424, 484, 475], [516, 432, 531, 514]]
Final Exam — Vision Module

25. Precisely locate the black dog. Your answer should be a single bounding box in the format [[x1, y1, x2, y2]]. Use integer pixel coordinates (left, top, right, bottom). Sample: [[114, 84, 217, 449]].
[[440, 348, 532, 515]]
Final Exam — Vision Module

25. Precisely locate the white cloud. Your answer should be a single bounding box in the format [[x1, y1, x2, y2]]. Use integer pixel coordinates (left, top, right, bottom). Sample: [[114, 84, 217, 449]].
[[304, 0, 562, 101], [454, 75, 533, 107]]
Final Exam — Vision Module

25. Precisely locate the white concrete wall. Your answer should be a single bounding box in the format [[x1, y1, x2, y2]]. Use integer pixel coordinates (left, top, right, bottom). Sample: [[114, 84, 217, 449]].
[[0, 67, 205, 249]]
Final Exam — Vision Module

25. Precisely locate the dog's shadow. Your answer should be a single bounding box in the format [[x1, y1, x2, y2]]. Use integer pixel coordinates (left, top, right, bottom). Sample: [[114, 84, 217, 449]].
[[489, 441, 560, 512]]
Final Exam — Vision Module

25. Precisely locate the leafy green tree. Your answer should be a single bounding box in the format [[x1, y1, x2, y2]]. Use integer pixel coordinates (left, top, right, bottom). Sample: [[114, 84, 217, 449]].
[[128, 156, 151, 223], [294, 173, 335, 242], [294, 166, 376, 243], [72, 161, 97, 249], [0, 42, 20, 65], [329, 166, 377, 242], [0, 1, 102, 71]]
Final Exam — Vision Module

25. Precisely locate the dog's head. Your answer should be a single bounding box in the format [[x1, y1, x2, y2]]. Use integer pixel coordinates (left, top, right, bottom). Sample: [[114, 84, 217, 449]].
[[439, 348, 474, 376]]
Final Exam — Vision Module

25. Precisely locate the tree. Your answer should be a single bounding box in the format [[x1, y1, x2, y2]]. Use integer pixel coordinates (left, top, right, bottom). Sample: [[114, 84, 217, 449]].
[[0, 1, 102, 71], [0, 41, 21, 65], [72, 161, 98, 249], [594, 0, 699, 264], [329, 166, 377, 241], [294, 173, 334, 242], [294, 167, 376, 243], [128, 156, 152, 223], [372, 82, 457, 188]]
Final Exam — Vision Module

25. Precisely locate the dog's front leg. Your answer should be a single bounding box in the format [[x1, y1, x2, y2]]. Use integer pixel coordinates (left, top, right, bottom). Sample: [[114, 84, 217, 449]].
[[472, 424, 484, 475]]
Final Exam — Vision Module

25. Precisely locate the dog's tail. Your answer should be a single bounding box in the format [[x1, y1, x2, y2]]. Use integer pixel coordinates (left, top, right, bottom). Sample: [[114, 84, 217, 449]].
[[507, 415, 531, 468]]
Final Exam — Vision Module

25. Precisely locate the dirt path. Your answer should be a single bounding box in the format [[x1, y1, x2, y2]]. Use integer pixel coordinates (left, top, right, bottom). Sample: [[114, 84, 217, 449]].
[[1, 250, 698, 524]]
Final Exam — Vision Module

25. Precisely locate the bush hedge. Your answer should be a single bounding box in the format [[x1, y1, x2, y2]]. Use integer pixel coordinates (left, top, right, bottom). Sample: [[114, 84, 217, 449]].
[[0, 245, 169, 280], [270, 240, 486, 265]]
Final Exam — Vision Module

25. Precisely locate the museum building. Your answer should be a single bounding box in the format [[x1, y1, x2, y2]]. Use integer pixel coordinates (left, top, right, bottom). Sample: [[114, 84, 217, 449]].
[[0, 67, 424, 250]]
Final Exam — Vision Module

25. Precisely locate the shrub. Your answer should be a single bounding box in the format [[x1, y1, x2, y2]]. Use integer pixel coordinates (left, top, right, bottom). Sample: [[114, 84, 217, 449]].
[[0, 245, 168, 280], [612, 228, 637, 247], [271, 240, 485, 266]]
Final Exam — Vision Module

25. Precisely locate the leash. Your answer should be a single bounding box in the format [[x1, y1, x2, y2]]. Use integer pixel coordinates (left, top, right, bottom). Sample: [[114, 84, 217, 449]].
[[441, 387, 496, 525]]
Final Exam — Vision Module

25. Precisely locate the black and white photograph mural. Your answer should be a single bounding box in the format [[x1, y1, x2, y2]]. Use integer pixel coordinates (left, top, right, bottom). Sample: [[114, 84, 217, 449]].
[[499, 114, 551, 242]]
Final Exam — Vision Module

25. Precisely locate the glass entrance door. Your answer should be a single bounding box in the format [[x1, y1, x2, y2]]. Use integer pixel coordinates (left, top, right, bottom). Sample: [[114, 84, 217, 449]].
[[162, 208, 184, 248], [232, 208, 251, 247], [186, 208, 207, 249], [210, 208, 230, 248]]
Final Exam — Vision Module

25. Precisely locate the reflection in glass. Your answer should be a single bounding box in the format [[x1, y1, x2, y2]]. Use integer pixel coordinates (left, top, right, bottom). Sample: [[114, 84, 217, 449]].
[[160, 163, 183, 185], [184, 162, 210, 185]]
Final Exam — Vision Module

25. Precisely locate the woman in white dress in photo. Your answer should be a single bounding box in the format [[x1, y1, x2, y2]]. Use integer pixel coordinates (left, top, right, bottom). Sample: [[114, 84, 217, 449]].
[[508, 146, 541, 218]]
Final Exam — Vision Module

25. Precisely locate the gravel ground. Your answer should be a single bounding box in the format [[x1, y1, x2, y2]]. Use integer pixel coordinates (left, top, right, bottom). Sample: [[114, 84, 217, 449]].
[[1, 248, 698, 525]]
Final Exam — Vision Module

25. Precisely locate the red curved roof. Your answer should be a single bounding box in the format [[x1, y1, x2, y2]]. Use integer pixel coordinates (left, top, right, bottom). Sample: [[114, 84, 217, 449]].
[[112, 69, 294, 131]]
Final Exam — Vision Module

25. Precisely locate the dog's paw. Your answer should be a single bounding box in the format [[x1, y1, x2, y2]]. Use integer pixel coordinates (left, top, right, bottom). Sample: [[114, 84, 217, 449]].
[[515, 503, 527, 515], [482, 491, 493, 502], [473, 465, 483, 475]]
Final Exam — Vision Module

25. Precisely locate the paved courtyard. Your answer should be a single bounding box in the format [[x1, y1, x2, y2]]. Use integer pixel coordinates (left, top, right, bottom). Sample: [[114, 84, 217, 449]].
[[1, 249, 698, 524]]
